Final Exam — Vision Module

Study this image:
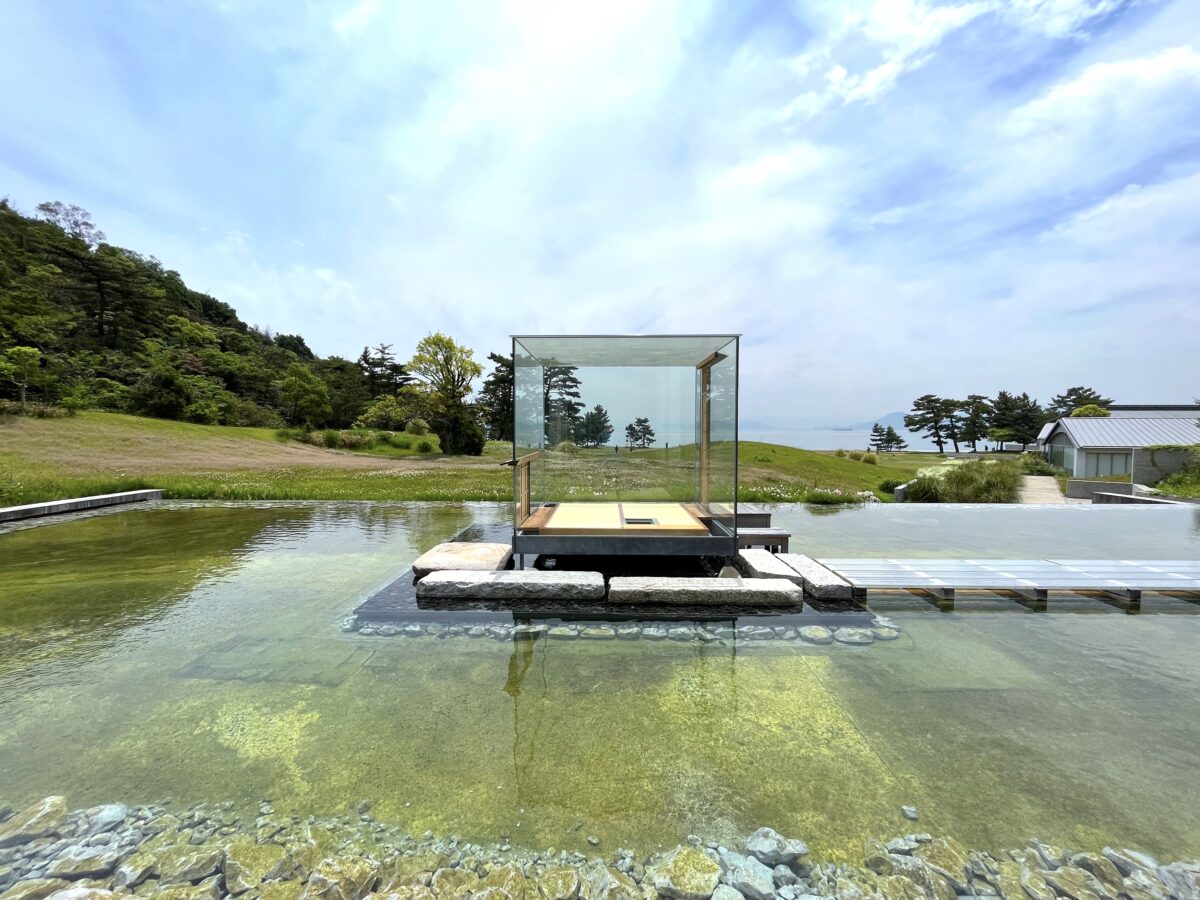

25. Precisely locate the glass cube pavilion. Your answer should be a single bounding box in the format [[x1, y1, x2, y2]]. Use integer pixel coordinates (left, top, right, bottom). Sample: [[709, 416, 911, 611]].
[[511, 334, 739, 559]]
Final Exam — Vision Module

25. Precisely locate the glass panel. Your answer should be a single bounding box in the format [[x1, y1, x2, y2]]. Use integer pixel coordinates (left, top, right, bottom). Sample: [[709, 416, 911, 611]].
[[513, 339, 546, 524], [511, 335, 739, 536]]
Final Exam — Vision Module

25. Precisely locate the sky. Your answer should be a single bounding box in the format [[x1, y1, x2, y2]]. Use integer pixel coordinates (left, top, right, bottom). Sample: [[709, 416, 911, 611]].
[[1, 0, 1197, 425]]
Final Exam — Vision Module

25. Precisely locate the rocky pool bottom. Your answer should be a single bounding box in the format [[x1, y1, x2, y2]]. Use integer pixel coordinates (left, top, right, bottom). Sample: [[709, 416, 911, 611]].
[[1, 796, 1196, 900]]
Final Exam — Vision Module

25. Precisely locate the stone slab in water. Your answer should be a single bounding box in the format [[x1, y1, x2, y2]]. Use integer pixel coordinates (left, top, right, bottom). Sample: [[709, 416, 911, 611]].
[[607, 577, 801, 606], [776, 554, 852, 600], [0, 490, 162, 523], [415, 570, 605, 600], [738, 550, 804, 586], [411, 542, 513, 577]]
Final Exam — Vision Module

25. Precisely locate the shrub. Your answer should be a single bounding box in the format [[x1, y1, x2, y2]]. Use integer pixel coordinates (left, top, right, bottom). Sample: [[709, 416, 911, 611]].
[[389, 434, 412, 450], [338, 430, 375, 450], [322, 429, 340, 448], [903, 474, 944, 502], [1020, 453, 1062, 476], [405, 417, 430, 436], [879, 478, 905, 494], [834, 448, 847, 458], [0, 400, 69, 419], [416, 439, 434, 453], [862, 452, 877, 465], [554, 440, 579, 455], [274, 427, 297, 442], [847, 450, 864, 461]]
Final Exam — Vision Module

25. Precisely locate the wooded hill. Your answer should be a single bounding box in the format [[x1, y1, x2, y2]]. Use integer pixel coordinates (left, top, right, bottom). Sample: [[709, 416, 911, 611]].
[[0, 199, 421, 432]]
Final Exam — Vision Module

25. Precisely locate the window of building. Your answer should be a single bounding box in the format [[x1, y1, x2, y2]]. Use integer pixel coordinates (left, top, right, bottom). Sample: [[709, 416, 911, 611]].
[[1085, 452, 1131, 477]]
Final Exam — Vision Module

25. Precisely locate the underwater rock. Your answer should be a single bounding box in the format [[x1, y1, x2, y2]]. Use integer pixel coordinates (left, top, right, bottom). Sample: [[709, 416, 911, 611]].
[[743, 828, 807, 867], [1101, 847, 1159, 878], [376, 853, 447, 891], [223, 839, 286, 894], [900, 806, 918, 821], [83, 807, 126, 837], [478, 862, 529, 900], [0, 799, 68, 849], [302, 856, 380, 900], [410, 543, 512, 578], [870, 627, 900, 641], [580, 627, 615, 640], [1157, 862, 1200, 899], [770, 865, 798, 887], [538, 866, 581, 900], [797, 626, 833, 645], [884, 838, 918, 856], [614, 625, 641, 640], [640, 626, 669, 641], [913, 837, 970, 894], [832, 628, 874, 646], [112, 852, 156, 889], [43, 847, 119, 880], [0, 878, 71, 900], [1069, 853, 1123, 891], [429, 866, 478, 897], [148, 875, 222, 900], [708, 886, 742, 900], [258, 883, 307, 900], [42, 889, 113, 900], [155, 846, 223, 886], [579, 863, 640, 900], [718, 852, 773, 900], [1042, 865, 1111, 900], [649, 846, 720, 900]]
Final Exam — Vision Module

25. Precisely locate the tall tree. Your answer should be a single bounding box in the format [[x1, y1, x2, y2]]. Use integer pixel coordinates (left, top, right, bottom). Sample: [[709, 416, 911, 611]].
[[868, 423, 888, 452], [358, 343, 414, 398], [543, 365, 583, 445], [276, 363, 331, 426], [624, 422, 638, 449], [313, 357, 372, 428], [477, 352, 514, 441], [883, 425, 907, 451], [578, 404, 614, 447], [408, 333, 485, 455], [959, 394, 992, 452], [0, 346, 43, 408], [1048, 386, 1113, 418], [904, 394, 957, 453], [631, 416, 656, 449], [989, 390, 1044, 450]]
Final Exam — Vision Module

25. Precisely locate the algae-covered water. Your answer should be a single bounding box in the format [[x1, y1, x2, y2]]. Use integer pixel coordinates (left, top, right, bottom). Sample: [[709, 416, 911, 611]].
[[1, 502, 1199, 862]]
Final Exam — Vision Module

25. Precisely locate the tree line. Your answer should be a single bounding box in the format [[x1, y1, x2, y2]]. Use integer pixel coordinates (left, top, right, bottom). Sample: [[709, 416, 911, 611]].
[[903, 386, 1112, 452]]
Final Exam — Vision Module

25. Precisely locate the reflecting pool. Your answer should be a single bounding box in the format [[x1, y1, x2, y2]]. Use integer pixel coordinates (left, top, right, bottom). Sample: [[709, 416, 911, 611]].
[[1, 502, 1198, 862]]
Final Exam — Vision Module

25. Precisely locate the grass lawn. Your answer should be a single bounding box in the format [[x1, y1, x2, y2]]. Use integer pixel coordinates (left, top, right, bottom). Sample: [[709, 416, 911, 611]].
[[0, 412, 937, 505]]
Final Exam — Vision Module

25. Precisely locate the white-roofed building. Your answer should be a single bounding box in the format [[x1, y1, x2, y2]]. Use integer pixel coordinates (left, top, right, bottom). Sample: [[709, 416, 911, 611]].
[[1042, 405, 1200, 482]]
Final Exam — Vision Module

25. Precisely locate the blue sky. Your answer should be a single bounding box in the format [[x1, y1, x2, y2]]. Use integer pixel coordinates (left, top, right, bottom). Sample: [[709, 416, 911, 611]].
[[1, 0, 1197, 424]]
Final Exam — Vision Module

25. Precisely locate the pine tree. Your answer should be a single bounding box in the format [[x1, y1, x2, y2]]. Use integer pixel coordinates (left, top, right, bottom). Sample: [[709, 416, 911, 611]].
[[624, 423, 638, 449], [578, 404, 613, 447], [633, 416, 656, 448], [904, 394, 957, 453], [883, 425, 907, 451], [868, 423, 887, 452], [1048, 386, 1112, 418], [543, 366, 583, 445], [477, 352, 514, 441], [959, 394, 992, 451]]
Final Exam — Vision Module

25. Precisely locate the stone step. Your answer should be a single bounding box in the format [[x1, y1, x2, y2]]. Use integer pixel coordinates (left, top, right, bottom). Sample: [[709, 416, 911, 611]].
[[415, 570, 606, 600], [738, 549, 804, 586], [607, 576, 801, 606], [776, 554, 852, 600], [737, 527, 791, 552], [411, 542, 513, 577]]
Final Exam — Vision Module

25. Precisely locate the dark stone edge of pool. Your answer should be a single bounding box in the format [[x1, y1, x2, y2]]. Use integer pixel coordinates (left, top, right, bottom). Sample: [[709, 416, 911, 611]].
[[0, 796, 1195, 900]]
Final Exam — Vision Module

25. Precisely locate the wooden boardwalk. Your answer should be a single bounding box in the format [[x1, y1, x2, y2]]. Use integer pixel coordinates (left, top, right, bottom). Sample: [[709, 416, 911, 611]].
[[818, 558, 1200, 603]]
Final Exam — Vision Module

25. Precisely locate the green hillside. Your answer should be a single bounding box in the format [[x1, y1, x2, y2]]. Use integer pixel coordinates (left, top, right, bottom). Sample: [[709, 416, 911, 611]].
[[0, 412, 931, 505]]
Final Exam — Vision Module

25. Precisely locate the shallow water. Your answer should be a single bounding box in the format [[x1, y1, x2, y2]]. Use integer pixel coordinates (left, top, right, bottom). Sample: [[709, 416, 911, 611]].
[[1, 502, 1199, 861]]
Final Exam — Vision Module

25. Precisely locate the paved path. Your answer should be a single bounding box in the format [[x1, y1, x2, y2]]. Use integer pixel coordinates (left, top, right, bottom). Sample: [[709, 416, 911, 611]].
[[1019, 475, 1067, 504]]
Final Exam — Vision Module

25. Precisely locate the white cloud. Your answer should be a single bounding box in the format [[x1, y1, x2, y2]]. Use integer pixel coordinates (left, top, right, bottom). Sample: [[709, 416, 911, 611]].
[[331, 0, 382, 37]]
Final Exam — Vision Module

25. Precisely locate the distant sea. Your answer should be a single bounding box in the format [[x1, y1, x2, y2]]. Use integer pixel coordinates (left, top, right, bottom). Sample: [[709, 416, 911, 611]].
[[741, 428, 936, 452]]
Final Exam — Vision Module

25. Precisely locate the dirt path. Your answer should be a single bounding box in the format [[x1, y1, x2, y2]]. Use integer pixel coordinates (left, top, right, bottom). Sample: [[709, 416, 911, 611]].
[[1018, 475, 1067, 504]]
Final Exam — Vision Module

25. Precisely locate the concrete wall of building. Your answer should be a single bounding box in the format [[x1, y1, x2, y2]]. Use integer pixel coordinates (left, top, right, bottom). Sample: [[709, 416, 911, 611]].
[[1131, 447, 1192, 485], [1093, 491, 1184, 505], [1065, 480, 1134, 500]]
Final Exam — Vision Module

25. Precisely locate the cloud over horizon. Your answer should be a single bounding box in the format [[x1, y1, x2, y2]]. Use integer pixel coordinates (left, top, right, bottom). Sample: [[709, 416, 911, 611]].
[[1, 0, 1197, 423]]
